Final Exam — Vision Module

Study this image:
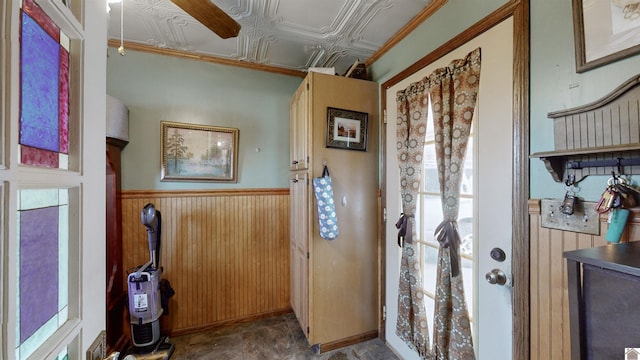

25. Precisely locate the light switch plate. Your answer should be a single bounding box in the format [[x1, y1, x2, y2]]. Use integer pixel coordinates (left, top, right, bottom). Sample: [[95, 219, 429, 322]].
[[541, 198, 600, 235]]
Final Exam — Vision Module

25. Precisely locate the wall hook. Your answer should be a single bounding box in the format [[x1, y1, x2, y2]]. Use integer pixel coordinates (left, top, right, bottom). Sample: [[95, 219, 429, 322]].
[[565, 174, 576, 187], [616, 158, 623, 175]]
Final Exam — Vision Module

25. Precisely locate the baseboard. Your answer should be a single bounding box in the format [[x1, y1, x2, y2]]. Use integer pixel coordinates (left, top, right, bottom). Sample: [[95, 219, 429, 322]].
[[168, 307, 293, 337], [317, 330, 379, 354]]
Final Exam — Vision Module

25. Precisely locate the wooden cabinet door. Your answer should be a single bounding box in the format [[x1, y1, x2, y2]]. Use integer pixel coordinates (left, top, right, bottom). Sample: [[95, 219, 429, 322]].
[[106, 138, 129, 352], [290, 72, 380, 349], [289, 170, 309, 336], [290, 79, 309, 170]]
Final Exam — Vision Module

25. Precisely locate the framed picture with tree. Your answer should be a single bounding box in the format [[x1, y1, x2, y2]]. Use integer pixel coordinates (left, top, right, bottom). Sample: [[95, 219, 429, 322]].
[[161, 121, 239, 182]]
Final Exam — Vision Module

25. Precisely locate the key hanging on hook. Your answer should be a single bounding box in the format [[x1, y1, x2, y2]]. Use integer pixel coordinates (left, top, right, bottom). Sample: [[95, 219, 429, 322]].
[[611, 170, 619, 185], [561, 176, 580, 216], [560, 190, 578, 215]]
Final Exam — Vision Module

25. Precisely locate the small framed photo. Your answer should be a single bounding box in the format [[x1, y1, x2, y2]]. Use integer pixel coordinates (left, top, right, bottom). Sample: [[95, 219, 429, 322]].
[[86, 331, 106, 360], [572, 0, 640, 72], [161, 121, 239, 182], [326, 107, 368, 151]]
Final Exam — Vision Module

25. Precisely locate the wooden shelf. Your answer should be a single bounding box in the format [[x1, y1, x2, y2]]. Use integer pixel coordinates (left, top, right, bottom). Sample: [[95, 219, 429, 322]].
[[531, 144, 640, 158], [533, 74, 640, 183], [531, 145, 640, 182]]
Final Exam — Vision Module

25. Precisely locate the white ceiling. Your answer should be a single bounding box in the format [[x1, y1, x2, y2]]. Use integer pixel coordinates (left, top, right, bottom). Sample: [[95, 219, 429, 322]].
[[106, 0, 437, 75]]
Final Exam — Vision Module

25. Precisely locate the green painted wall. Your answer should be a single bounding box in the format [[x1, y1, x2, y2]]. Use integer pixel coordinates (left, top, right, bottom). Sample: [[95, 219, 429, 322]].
[[106, 50, 302, 190], [370, 0, 507, 83], [530, 0, 640, 200]]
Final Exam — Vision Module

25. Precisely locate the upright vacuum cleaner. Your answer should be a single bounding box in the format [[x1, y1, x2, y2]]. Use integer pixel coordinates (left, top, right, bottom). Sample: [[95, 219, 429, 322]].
[[126, 203, 175, 359]]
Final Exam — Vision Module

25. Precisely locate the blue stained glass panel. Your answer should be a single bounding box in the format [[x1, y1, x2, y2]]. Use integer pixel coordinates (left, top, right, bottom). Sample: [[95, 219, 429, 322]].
[[20, 12, 60, 152], [19, 206, 59, 343]]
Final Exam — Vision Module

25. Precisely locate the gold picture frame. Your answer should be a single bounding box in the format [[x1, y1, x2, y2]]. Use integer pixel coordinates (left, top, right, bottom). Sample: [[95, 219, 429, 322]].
[[572, 0, 640, 72], [326, 107, 368, 151], [161, 121, 239, 182]]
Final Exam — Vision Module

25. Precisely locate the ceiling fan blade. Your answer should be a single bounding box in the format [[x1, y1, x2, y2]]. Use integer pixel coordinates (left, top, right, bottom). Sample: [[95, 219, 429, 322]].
[[171, 0, 241, 39]]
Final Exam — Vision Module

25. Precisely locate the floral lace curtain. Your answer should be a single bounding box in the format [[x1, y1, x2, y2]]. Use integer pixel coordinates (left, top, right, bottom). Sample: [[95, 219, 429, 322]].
[[395, 47, 481, 360]]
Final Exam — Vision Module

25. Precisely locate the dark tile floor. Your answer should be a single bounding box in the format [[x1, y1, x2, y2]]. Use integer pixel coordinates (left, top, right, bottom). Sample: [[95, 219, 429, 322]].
[[167, 313, 399, 359]]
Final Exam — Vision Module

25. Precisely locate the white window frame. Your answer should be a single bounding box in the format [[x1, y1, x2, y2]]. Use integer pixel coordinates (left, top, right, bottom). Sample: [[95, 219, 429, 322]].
[[3, 0, 88, 359]]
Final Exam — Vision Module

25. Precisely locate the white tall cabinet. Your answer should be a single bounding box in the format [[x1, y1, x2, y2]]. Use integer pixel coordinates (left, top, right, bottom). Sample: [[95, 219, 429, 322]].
[[289, 72, 379, 352]]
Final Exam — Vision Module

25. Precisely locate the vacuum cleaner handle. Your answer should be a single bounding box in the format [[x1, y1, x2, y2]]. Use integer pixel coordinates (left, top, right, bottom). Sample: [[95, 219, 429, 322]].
[[141, 203, 159, 269]]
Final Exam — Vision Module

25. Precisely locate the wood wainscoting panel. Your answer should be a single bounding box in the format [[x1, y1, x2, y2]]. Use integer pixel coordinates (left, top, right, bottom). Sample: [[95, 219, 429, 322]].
[[529, 199, 640, 360], [121, 189, 290, 335]]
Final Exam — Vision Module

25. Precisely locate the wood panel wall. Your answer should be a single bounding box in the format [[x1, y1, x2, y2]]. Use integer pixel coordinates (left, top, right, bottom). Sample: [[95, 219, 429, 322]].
[[120, 189, 290, 335], [529, 199, 640, 360]]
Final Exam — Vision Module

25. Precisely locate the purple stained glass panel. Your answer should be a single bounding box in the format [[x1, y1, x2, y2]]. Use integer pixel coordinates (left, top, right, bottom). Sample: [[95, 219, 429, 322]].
[[19, 206, 59, 343], [20, 12, 60, 153]]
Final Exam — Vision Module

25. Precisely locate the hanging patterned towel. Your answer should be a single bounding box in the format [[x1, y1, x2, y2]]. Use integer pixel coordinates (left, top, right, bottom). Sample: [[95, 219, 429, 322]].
[[313, 165, 339, 240]]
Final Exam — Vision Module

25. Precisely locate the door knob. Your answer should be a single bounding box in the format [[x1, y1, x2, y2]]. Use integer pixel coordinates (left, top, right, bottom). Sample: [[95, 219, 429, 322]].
[[485, 268, 507, 285]]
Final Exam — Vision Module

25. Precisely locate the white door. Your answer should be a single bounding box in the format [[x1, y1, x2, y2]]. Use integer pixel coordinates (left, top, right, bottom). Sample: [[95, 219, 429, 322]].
[[384, 18, 514, 359]]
